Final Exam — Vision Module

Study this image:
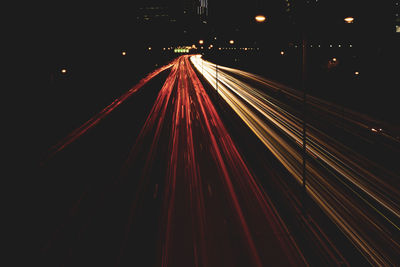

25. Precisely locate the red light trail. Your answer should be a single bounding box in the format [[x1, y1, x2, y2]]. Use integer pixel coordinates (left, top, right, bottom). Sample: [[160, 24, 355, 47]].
[[42, 59, 178, 163], [42, 55, 308, 266], [117, 55, 306, 266]]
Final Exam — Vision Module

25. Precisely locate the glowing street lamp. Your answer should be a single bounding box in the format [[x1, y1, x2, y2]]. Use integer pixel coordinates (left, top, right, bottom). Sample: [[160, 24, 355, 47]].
[[255, 14, 266, 23], [344, 17, 354, 23], [199, 40, 204, 45], [229, 40, 234, 45]]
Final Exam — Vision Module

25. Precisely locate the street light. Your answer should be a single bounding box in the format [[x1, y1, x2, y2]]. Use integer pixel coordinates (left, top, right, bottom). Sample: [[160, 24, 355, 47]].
[[199, 40, 204, 45], [344, 17, 355, 24], [255, 15, 266, 23], [229, 40, 234, 45]]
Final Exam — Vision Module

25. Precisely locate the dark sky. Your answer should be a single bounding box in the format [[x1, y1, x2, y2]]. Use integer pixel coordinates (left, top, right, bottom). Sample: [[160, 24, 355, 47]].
[[14, 0, 396, 62]]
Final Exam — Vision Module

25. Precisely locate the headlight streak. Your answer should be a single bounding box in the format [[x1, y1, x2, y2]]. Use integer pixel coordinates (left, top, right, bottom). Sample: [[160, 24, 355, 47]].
[[191, 55, 400, 266], [43, 59, 178, 163], [120, 55, 307, 266]]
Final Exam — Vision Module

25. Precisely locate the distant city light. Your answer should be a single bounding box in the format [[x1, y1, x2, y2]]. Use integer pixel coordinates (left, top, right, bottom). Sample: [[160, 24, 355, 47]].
[[280, 51, 285, 55], [148, 47, 152, 50], [344, 17, 354, 23], [121, 51, 127, 56], [332, 57, 337, 62], [355, 71, 360, 75], [60, 68, 67, 74], [199, 40, 204, 45], [255, 15, 266, 23], [229, 40, 234, 44]]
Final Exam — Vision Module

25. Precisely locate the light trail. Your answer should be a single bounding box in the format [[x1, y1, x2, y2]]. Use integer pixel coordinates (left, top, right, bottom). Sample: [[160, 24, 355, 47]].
[[42, 59, 178, 163], [191, 55, 400, 266], [119, 55, 307, 266]]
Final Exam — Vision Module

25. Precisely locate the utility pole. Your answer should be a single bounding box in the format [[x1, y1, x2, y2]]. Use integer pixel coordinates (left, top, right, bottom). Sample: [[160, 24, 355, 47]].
[[216, 63, 218, 94], [301, 33, 307, 206], [300, 1, 309, 214], [202, 55, 204, 75]]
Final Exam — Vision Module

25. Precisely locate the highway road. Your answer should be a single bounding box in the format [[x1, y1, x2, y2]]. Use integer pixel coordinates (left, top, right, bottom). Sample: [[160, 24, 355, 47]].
[[38, 54, 400, 266], [40, 56, 306, 266]]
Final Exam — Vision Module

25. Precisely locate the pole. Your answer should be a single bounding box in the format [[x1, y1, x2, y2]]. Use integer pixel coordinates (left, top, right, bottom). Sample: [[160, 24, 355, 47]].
[[302, 35, 307, 193], [202, 55, 204, 75], [216, 63, 218, 94], [301, 14, 308, 214]]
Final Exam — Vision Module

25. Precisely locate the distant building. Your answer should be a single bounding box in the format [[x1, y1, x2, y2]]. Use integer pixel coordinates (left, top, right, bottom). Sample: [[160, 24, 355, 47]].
[[136, 5, 176, 23], [197, 0, 208, 17], [181, 0, 208, 21]]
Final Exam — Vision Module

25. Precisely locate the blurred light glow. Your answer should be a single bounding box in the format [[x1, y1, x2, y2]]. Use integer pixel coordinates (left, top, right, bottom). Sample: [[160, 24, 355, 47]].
[[229, 40, 234, 44], [255, 15, 266, 22], [344, 17, 354, 23], [60, 68, 67, 74], [199, 40, 204, 45]]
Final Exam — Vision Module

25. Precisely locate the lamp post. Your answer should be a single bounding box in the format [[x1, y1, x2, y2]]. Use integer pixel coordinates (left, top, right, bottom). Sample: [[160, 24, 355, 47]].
[[301, 32, 307, 210], [216, 63, 218, 94]]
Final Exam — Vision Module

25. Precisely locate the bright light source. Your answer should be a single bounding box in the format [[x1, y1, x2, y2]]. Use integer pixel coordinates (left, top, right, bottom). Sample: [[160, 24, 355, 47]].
[[60, 68, 67, 74], [355, 71, 360, 75], [148, 47, 152, 50], [229, 40, 234, 44], [344, 17, 354, 23], [199, 40, 204, 45], [255, 15, 266, 23], [332, 57, 337, 62], [121, 51, 127, 56], [280, 51, 285, 55]]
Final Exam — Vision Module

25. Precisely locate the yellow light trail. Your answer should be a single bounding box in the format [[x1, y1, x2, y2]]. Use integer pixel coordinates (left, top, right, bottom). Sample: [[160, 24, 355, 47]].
[[191, 55, 400, 266]]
